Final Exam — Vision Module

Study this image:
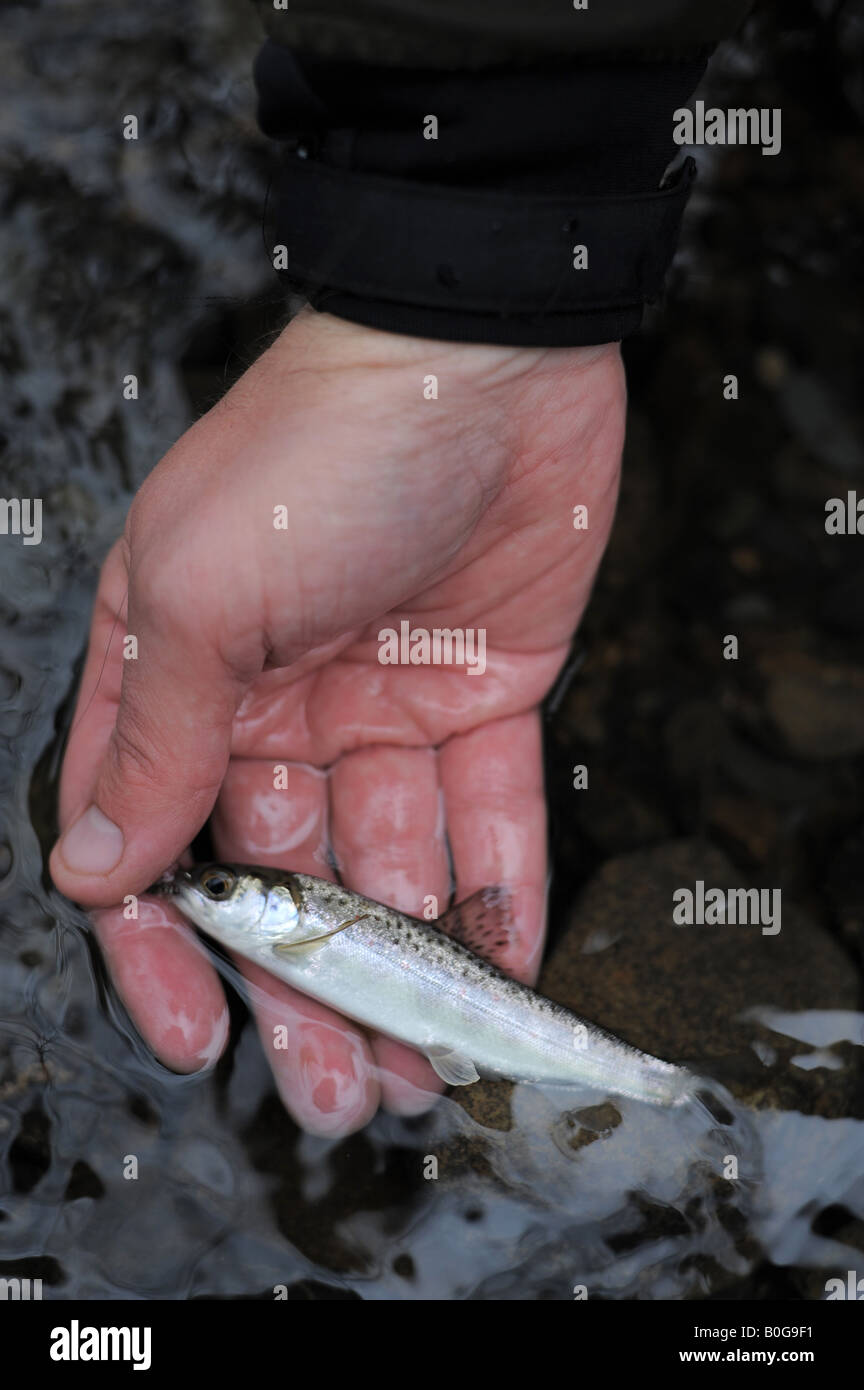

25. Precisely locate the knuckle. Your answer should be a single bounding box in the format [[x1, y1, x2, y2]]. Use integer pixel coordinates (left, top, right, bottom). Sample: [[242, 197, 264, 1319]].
[[108, 703, 226, 805], [108, 708, 162, 790], [124, 505, 184, 624], [129, 556, 179, 628]]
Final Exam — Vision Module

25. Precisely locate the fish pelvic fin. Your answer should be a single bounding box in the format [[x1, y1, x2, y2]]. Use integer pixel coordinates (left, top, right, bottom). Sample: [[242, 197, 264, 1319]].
[[273, 913, 368, 957], [426, 1046, 480, 1087], [437, 886, 515, 970]]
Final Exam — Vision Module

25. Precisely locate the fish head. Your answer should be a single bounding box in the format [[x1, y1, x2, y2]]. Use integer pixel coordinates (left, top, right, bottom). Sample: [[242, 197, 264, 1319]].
[[159, 863, 301, 944]]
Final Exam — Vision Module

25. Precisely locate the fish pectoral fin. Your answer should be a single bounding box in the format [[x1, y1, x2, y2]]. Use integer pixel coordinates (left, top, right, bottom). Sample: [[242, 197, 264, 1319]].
[[426, 1047, 480, 1087], [273, 913, 368, 956]]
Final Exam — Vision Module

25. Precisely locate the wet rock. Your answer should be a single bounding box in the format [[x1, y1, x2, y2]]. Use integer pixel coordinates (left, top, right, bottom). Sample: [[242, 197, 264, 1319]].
[[776, 370, 864, 478], [568, 767, 671, 856], [663, 697, 822, 813], [664, 699, 730, 784], [763, 654, 864, 758], [454, 1079, 514, 1134], [826, 826, 864, 961], [819, 567, 864, 637], [541, 840, 861, 1119], [707, 793, 780, 866]]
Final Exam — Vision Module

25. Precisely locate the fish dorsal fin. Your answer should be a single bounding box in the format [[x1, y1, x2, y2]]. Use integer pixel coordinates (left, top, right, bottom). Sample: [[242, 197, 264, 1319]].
[[437, 887, 515, 969]]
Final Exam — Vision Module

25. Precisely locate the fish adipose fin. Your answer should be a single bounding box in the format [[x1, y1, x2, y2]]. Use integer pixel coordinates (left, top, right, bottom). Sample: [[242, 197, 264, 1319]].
[[438, 886, 515, 969], [273, 913, 368, 957], [426, 1046, 480, 1087]]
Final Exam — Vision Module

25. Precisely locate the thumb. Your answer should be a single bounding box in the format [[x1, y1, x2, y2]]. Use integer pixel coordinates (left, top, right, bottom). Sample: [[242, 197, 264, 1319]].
[[51, 595, 246, 907]]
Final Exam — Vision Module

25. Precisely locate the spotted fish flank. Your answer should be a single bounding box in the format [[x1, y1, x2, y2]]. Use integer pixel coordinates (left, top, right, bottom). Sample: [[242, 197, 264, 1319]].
[[158, 863, 698, 1106]]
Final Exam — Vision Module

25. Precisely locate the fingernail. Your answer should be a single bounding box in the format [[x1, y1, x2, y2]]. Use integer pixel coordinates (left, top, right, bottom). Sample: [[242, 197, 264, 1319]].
[[59, 805, 124, 875]]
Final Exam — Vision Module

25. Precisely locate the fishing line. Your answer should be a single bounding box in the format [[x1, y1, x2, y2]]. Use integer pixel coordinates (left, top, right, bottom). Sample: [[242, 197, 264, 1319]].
[[67, 581, 130, 742]]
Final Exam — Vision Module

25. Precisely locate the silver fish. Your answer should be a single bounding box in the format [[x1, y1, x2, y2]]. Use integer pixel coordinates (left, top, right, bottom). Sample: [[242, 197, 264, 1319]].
[[159, 863, 697, 1106]]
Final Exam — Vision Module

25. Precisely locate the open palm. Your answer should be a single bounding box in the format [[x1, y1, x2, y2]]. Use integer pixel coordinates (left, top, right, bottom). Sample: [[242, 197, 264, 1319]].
[[51, 309, 625, 1135]]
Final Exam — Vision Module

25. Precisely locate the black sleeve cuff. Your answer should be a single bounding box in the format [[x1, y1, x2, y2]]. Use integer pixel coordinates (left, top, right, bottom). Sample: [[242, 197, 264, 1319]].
[[255, 46, 709, 346]]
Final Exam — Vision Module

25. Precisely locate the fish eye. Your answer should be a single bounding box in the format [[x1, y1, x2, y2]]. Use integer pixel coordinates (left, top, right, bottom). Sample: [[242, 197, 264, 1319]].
[[200, 869, 236, 900]]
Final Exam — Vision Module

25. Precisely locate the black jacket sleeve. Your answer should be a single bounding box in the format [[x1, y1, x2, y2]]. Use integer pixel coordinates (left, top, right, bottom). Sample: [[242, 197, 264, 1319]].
[[252, 1, 755, 346]]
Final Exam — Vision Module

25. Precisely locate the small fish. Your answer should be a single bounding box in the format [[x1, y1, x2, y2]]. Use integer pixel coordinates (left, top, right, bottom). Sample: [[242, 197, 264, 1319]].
[[158, 863, 697, 1106]]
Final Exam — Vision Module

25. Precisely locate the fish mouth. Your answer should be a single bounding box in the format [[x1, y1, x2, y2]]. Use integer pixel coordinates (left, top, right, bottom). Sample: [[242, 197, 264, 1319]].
[[146, 865, 191, 897]]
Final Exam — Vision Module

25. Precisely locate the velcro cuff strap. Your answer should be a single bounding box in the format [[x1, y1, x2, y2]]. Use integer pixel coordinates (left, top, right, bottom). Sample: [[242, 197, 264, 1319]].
[[272, 154, 696, 317]]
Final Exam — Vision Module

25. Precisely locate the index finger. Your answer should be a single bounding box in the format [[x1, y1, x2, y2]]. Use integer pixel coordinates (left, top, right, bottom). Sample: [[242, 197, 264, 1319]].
[[56, 539, 230, 1072]]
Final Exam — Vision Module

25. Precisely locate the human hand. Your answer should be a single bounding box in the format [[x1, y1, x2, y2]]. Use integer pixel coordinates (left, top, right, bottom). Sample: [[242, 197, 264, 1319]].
[[50, 308, 625, 1135]]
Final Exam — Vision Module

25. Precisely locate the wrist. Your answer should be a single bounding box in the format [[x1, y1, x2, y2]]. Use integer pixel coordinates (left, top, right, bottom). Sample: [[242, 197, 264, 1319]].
[[287, 304, 620, 379]]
